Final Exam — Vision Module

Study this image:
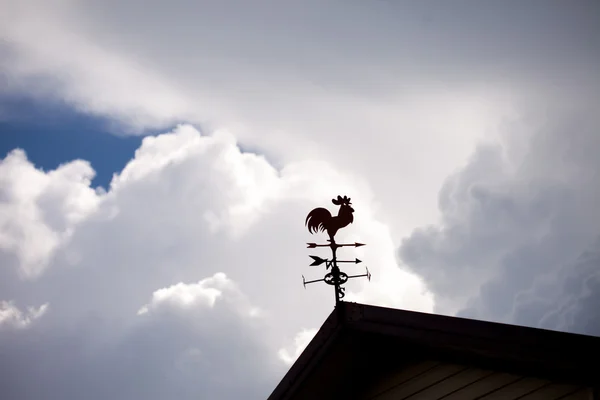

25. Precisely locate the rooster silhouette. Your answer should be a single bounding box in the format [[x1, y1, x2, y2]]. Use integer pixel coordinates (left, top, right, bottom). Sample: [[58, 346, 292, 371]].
[[305, 195, 355, 243]]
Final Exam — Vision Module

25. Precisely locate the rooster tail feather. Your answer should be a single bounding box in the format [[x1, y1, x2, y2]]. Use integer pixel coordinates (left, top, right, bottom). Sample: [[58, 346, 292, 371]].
[[305, 207, 332, 234]]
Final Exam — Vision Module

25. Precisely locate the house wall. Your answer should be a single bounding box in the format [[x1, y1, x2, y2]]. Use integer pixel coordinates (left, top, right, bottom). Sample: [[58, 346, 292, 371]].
[[361, 360, 595, 400]]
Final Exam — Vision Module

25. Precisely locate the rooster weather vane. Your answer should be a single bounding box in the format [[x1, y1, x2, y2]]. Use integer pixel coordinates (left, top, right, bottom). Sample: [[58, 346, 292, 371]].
[[303, 195, 371, 304]]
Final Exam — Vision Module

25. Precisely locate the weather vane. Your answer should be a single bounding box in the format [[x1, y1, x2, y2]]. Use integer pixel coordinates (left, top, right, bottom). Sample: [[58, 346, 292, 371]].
[[303, 195, 371, 304]]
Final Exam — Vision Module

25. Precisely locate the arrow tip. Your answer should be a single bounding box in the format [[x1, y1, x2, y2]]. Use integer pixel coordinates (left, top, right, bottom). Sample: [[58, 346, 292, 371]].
[[355, 258, 362, 264], [355, 242, 366, 247], [307, 243, 316, 248]]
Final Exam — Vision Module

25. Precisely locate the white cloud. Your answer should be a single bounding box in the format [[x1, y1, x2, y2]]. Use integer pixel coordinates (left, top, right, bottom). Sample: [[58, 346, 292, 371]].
[[0, 301, 48, 329], [0, 125, 433, 399], [278, 328, 318, 365], [0, 149, 101, 277], [138, 273, 233, 315]]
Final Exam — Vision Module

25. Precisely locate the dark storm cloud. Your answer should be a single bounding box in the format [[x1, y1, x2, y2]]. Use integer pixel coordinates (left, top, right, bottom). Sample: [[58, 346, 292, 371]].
[[399, 102, 600, 335]]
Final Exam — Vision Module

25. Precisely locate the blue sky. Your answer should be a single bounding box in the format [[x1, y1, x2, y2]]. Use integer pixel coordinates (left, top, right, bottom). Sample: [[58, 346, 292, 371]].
[[1, 93, 277, 188], [1, 94, 145, 189]]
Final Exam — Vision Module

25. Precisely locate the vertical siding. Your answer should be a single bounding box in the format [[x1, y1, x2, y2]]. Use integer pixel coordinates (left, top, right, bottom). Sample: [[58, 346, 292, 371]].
[[360, 360, 592, 400]]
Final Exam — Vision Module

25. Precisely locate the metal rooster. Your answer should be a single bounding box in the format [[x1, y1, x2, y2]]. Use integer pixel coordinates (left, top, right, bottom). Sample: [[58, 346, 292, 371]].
[[305, 195, 354, 243]]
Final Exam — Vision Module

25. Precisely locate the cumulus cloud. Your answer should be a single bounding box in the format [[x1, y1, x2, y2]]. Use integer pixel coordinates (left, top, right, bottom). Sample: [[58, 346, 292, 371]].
[[0, 124, 433, 399], [0, 149, 101, 277], [399, 103, 600, 335], [137, 273, 228, 315], [1, 274, 278, 400]]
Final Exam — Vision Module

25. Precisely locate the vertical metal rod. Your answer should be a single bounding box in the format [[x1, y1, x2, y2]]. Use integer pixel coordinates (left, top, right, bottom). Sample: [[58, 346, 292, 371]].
[[334, 268, 340, 304], [330, 241, 342, 305]]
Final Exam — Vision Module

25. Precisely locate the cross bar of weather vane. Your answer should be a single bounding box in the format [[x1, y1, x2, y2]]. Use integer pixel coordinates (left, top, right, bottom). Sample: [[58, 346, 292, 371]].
[[302, 275, 325, 288], [302, 195, 372, 305], [347, 267, 371, 281]]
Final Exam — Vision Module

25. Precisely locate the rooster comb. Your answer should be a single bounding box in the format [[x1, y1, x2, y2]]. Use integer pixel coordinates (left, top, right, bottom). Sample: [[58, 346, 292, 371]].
[[332, 195, 352, 206]]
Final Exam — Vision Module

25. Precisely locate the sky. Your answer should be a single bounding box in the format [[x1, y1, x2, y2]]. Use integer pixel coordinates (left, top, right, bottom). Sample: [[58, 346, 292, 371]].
[[0, 93, 146, 188], [0, 0, 599, 399]]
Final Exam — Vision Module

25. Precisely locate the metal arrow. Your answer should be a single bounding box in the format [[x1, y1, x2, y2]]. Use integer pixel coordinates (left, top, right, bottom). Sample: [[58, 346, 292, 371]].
[[336, 258, 362, 264], [306, 242, 366, 248]]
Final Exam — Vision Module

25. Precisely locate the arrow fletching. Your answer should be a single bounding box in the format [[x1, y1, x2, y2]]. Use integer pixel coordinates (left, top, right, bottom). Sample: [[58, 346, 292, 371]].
[[309, 255, 327, 266]]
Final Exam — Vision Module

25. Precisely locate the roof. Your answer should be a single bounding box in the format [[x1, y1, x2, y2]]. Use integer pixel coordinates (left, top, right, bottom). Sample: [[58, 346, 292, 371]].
[[268, 301, 600, 400]]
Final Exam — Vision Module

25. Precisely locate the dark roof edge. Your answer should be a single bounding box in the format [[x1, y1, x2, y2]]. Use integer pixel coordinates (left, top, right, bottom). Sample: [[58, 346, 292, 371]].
[[267, 302, 600, 399], [345, 302, 600, 386], [266, 306, 343, 400], [346, 302, 600, 348]]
